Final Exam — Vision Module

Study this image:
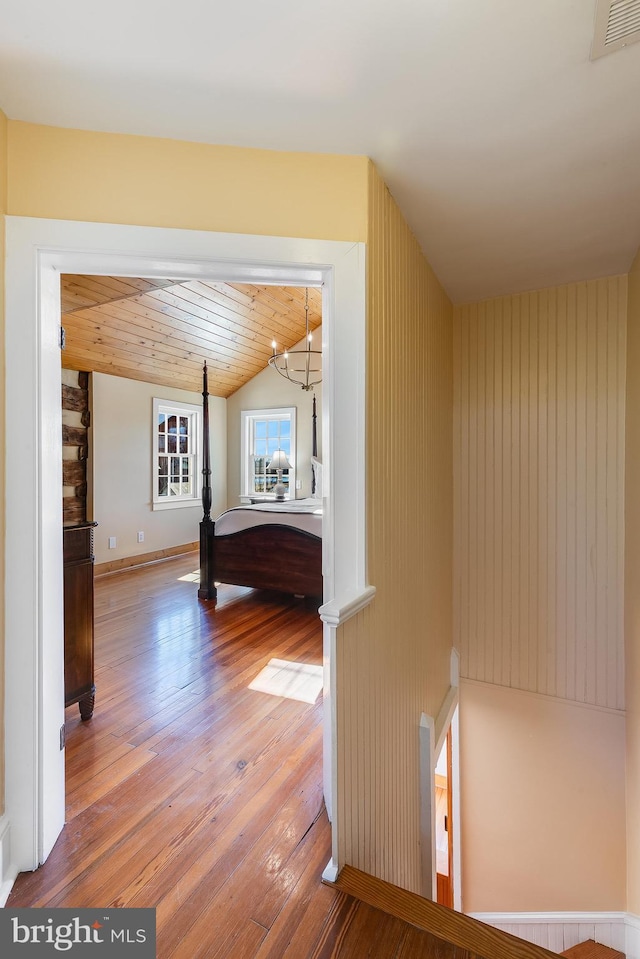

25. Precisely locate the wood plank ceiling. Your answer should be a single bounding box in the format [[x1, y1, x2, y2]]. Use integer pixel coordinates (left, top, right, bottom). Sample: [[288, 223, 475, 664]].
[[60, 275, 322, 397]]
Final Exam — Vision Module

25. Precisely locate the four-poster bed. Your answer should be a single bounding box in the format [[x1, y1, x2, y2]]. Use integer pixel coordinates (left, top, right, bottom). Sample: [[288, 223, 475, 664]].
[[198, 363, 323, 605]]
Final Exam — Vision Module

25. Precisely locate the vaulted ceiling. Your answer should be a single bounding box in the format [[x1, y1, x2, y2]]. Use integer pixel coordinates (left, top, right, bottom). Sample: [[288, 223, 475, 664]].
[[60, 275, 322, 397]]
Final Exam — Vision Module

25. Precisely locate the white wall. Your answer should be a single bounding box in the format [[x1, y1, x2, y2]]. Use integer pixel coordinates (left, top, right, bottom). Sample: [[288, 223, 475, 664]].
[[225, 326, 322, 509], [92, 372, 227, 564]]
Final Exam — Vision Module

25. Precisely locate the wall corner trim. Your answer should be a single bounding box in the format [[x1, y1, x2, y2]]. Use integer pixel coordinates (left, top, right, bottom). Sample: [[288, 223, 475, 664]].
[[419, 713, 436, 901], [450, 647, 460, 686], [434, 685, 459, 759], [319, 585, 376, 627]]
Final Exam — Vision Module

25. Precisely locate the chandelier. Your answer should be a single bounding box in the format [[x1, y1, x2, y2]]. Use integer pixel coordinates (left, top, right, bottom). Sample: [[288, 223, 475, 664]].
[[268, 288, 322, 391]]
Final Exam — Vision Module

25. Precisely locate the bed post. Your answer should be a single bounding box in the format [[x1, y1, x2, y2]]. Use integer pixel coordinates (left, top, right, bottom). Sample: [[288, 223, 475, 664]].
[[198, 361, 217, 602], [311, 393, 317, 496]]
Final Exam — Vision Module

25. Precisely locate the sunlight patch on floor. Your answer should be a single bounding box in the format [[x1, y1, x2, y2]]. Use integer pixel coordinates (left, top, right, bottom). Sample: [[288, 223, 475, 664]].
[[249, 659, 323, 704], [177, 570, 200, 582]]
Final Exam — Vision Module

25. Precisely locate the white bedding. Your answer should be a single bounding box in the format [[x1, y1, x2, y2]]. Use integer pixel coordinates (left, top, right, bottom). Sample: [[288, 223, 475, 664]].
[[215, 497, 323, 538]]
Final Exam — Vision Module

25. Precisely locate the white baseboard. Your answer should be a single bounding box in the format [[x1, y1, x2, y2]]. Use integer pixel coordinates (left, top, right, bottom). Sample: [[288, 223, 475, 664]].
[[0, 816, 18, 907], [468, 911, 628, 954]]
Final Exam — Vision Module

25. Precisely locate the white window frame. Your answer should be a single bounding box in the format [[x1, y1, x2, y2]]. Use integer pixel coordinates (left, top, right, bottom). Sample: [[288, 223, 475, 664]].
[[241, 407, 297, 500], [152, 397, 202, 510]]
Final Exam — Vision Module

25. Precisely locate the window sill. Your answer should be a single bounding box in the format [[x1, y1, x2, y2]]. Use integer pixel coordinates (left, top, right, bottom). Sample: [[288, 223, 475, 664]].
[[152, 498, 201, 511]]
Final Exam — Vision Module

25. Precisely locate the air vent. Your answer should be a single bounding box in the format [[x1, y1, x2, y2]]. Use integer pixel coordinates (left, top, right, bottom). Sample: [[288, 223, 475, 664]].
[[592, 0, 640, 58]]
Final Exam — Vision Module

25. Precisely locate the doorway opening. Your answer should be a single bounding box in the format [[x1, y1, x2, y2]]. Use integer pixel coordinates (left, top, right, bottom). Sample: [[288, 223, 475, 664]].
[[434, 705, 461, 911], [4, 217, 369, 882], [435, 727, 453, 907], [59, 272, 326, 841]]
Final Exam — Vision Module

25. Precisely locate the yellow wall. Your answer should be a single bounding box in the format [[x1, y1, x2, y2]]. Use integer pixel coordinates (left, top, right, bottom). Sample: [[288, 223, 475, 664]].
[[6, 122, 368, 241], [455, 279, 628, 911], [460, 680, 626, 912], [336, 165, 454, 893], [0, 108, 6, 816], [626, 245, 640, 915], [455, 279, 627, 710]]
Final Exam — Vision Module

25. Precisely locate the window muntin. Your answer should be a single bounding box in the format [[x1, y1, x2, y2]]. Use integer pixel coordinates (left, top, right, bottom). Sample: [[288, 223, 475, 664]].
[[241, 408, 296, 499], [153, 399, 201, 509]]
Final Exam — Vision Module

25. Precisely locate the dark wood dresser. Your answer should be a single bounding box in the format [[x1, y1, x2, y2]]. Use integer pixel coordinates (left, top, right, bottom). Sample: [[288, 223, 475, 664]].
[[63, 521, 97, 720]]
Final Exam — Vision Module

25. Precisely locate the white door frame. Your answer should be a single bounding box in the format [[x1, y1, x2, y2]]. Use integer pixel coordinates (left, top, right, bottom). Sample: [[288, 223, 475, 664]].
[[4, 216, 372, 877], [420, 650, 461, 907]]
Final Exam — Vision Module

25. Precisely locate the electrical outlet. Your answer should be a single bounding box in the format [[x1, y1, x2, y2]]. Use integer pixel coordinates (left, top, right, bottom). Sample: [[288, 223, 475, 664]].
[[295, 480, 302, 490], [108, 536, 116, 549], [137, 531, 144, 543]]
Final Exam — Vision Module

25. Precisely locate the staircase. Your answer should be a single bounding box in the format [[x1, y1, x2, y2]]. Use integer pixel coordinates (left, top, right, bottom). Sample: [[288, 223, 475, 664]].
[[332, 865, 560, 959], [330, 866, 626, 959]]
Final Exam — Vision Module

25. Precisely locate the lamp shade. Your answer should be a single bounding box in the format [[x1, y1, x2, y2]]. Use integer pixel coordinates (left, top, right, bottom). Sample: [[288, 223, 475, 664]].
[[267, 449, 292, 471]]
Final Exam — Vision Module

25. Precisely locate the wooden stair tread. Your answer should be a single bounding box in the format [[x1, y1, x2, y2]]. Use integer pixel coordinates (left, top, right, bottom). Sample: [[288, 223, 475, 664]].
[[561, 941, 625, 959], [333, 865, 559, 959]]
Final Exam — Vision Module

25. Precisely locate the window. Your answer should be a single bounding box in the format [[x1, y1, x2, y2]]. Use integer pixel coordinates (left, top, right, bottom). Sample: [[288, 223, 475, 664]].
[[241, 408, 296, 499], [152, 398, 201, 509]]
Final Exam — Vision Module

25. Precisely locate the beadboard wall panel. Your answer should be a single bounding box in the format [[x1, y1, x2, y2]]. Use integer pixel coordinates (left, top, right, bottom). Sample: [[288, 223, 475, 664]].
[[468, 913, 627, 955], [454, 277, 627, 709], [336, 164, 453, 893]]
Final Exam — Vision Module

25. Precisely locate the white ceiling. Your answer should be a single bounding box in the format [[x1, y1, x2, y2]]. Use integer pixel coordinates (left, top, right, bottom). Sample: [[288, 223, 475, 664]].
[[1, 0, 640, 303]]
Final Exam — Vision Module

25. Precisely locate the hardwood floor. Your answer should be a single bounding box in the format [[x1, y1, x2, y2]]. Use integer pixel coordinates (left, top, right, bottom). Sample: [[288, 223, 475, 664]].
[[7, 553, 478, 958]]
